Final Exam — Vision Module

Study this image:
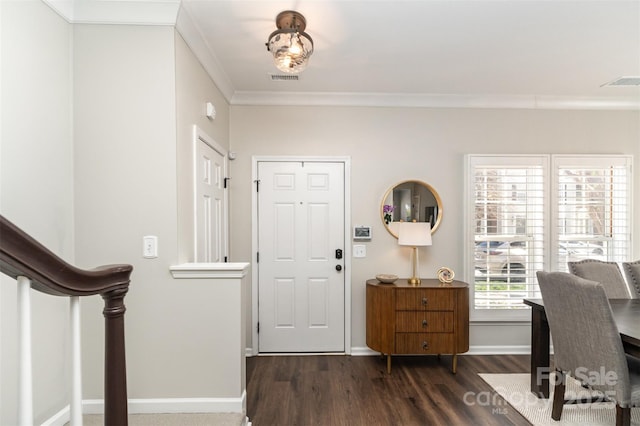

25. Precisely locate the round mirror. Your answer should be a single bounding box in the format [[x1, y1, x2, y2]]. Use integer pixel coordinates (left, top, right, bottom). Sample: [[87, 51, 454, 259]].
[[381, 180, 443, 238]]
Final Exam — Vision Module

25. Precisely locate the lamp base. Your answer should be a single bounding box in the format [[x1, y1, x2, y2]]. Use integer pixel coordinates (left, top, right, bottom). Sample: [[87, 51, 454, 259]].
[[407, 277, 421, 286]]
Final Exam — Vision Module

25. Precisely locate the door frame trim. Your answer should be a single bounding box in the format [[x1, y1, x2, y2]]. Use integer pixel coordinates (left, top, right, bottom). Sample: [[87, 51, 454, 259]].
[[251, 156, 352, 355]]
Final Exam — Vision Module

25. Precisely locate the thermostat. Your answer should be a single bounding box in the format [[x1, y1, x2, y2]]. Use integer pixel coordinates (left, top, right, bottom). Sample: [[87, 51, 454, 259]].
[[353, 226, 372, 241]]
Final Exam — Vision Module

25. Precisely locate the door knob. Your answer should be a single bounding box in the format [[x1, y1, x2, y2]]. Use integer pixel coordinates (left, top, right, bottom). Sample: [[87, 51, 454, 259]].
[[335, 264, 342, 272]]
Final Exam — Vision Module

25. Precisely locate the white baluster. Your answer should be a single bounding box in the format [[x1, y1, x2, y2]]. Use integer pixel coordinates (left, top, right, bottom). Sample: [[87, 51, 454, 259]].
[[70, 296, 83, 425], [17, 276, 33, 426]]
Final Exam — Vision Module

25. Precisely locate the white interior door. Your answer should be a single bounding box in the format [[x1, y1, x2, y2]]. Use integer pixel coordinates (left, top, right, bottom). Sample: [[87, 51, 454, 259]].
[[257, 161, 345, 352], [195, 133, 226, 262]]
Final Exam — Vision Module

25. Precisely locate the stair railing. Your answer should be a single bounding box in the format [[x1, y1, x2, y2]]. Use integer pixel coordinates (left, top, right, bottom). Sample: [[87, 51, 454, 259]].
[[0, 215, 132, 426]]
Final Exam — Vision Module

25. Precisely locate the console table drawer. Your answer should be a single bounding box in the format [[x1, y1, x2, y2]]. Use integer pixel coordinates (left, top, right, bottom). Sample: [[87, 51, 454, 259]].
[[395, 311, 454, 332], [395, 333, 455, 354], [395, 289, 455, 311]]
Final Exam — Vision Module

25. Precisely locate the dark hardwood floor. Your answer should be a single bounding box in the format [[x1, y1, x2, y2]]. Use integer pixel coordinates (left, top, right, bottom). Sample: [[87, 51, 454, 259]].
[[246, 354, 533, 426]]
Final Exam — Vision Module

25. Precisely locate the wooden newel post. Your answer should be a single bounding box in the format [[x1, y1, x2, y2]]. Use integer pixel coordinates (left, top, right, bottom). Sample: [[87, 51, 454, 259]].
[[0, 215, 133, 426], [102, 287, 129, 426]]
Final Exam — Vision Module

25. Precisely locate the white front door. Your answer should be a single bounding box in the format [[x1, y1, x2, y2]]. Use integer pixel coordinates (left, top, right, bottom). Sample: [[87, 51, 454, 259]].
[[257, 161, 345, 352]]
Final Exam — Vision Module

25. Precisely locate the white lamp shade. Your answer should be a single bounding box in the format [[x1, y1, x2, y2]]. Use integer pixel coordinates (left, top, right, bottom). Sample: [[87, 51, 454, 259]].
[[398, 222, 432, 246]]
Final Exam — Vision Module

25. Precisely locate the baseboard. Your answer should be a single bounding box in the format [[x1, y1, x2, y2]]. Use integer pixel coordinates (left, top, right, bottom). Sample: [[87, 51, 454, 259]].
[[41, 406, 70, 426], [350, 346, 379, 356], [466, 345, 531, 355], [41, 392, 246, 426], [349, 345, 531, 356], [251, 345, 532, 356]]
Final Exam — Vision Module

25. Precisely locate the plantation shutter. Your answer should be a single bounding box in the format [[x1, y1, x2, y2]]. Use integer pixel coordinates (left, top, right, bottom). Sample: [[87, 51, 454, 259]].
[[468, 156, 547, 315], [552, 155, 632, 271], [466, 154, 632, 321]]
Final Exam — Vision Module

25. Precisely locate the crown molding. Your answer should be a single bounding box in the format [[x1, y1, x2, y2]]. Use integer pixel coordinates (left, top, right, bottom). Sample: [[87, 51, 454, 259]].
[[532, 96, 640, 110], [42, 0, 180, 25], [40, 0, 640, 111], [230, 91, 640, 110], [175, 5, 235, 102], [41, 0, 236, 101]]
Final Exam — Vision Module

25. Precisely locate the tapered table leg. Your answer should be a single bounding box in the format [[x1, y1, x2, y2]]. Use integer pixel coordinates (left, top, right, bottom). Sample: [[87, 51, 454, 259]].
[[530, 308, 550, 398]]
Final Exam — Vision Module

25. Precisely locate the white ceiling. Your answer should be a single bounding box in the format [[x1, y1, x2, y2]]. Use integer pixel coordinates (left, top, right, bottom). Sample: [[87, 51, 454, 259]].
[[46, 0, 640, 109]]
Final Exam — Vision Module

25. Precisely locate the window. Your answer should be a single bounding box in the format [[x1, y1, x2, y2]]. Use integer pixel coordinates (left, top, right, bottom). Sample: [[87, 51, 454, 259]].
[[552, 155, 632, 272], [465, 155, 632, 321]]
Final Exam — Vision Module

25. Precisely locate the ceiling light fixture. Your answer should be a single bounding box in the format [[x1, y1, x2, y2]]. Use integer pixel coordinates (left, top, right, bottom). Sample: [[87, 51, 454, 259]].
[[266, 10, 314, 74]]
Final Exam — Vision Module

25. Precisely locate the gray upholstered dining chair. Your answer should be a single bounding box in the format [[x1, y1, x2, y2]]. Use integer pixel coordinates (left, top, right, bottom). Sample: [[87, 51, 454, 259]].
[[568, 259, 632, 298], [622, 261, 640, 299], [536, 271, 640, 426]]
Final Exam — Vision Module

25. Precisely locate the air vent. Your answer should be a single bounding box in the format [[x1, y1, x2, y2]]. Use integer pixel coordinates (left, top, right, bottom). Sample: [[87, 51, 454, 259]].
[[270, 74, 299, 81], [601, 76, 640, 87]]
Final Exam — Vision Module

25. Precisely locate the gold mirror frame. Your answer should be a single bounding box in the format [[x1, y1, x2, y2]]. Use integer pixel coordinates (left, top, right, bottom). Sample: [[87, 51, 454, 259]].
[[381, 180, 443, 238]]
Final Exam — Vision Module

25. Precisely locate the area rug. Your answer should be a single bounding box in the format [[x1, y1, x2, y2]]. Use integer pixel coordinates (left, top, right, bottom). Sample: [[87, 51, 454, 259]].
[[479, 373, 640, 425]]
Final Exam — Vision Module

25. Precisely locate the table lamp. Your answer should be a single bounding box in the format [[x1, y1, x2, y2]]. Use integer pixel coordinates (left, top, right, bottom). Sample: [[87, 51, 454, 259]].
[[398, 221, 432, 285]]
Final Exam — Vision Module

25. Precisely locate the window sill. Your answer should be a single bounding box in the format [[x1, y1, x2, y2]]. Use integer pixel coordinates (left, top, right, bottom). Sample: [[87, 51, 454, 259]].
[[169, 262, 250, 279]]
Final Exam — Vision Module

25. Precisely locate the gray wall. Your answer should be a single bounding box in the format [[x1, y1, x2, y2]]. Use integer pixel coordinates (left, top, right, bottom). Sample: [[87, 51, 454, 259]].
[[175, 30, 230, 264], [2, 2, 238, 420], [72, 22, 179, 399], [73, 23, 237, 401], [1, 1, 74, 424], [228, 106, 640, 352], [1, 0, 639, 421]]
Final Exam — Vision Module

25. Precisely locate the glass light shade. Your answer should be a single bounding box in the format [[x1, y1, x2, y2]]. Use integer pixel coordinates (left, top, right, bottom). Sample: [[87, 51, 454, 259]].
[[398, 222, 432, 247], [267, 30, 314, 74]]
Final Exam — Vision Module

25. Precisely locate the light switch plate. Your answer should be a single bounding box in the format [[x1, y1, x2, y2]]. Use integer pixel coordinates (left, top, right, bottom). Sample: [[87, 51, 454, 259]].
[[353, 245, 366, 258], [143, 235, 158, 258]]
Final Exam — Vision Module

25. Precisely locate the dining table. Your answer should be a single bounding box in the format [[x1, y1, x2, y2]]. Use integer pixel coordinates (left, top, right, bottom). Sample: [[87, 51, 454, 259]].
[[523, 298, 640, 398]]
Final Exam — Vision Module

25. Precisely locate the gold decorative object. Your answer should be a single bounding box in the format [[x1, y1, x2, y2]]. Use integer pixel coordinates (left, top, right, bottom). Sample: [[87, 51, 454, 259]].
[[437, 267, 455, 284]]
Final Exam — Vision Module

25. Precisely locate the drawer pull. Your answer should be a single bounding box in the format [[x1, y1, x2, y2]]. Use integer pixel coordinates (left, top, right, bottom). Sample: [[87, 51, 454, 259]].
[[422, 319, 428, 328], [422, 341, 429, 350], [422, 297, 428, 306]]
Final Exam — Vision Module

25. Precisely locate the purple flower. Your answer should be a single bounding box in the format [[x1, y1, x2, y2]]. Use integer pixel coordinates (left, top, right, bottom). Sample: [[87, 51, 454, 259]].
[[383, 205, 394, 224]]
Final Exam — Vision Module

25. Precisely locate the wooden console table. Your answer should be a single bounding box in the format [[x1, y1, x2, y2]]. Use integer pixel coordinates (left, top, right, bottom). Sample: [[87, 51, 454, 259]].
[[366, 278, 469, 374]]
